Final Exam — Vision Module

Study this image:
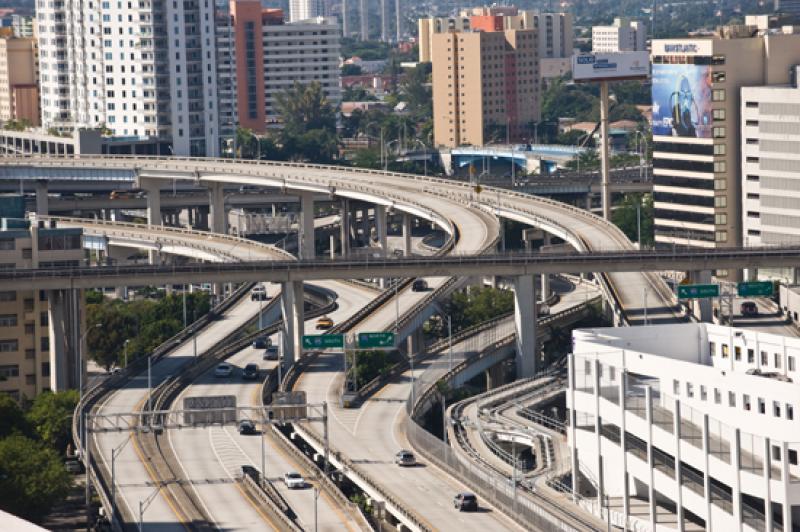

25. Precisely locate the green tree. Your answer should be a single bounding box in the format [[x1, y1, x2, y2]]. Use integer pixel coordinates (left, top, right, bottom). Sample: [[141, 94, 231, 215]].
[[26, 390, 79, 454], [612, 193, 654, 247], [351, 147, 383, 169], [276, 81, 337, 136], [442, 287, 515, 333], [0, 394, 28, 438], [0, 434, 72, 522], [341, 63, 363, 76]]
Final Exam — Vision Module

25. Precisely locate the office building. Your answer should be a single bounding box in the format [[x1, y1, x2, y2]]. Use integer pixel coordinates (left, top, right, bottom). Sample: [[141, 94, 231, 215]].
[[418, 8, 572, 78], [569, 323, 800, 531], [0, 14, 35, 38], [741, 78, 800, 281], [775, 0, 800, 17], [431, 27, 540, 147], [650, 26, 800, 267], [289, 0, 323, 23], [0, 36, 39, 126], [0, 217, 85, 401], [592, 17, 647, 53], [35, 0, 235, 156]]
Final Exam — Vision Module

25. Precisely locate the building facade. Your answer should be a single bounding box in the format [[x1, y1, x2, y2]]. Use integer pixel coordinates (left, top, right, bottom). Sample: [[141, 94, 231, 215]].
[[288, 0, 323, 23], [0, 217, 85, 401], [592, 17, 647, 52], [569, 323, 800, 531], [651, 26, 800, 267], [35, 0, 234, 156], [741, 80, 800, 281], [0, 36, 39, 126]]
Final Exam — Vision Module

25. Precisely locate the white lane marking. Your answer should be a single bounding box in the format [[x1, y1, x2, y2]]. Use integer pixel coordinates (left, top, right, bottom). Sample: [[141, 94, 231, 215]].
[[167, 428, 220, 529]]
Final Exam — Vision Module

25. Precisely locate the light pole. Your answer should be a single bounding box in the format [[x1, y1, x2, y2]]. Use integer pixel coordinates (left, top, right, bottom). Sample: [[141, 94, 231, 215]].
[[314, 485, 320, 532], [634, 130, 649, 180], [364, 122, 385, 169], [123, 339, 131, 368], [111, 434, 133, 526], [384, 139, 401, 171], [411, 139, 428, 176], [79, 322, 102, 445], [182, 284, 187, 328], [448, 315, 453, 373], [636, 199, 642, 247], [261, 421, 266, 487]]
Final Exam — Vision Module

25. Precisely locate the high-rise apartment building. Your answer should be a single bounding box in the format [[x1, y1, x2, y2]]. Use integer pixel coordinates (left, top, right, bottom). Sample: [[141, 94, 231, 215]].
[[418, 8, 572, 82], [650, 25, 800, 266], [0, 36, 39, 126], [35, 0, 235, 156], [0, 216, 85, 401], [431, 27, 540, 148], [741, 78, 800, 280], [289, 0, 323, 23], [592, 17, 647, 52]]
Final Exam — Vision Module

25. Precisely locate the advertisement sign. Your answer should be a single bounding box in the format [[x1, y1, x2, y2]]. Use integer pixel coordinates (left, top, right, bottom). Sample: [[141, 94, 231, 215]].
[[571, 51, 650, 82], [651, 63, 713, 138]]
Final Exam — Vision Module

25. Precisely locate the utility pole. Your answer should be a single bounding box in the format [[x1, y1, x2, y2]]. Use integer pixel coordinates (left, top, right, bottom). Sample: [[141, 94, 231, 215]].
[[600, 80, 611, 220]]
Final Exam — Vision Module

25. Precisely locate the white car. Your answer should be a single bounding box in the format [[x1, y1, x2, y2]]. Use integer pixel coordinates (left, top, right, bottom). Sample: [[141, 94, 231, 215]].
[[251, 284, 268, 301], [283, 472, 305, 489], [214, 363, 233, 378]]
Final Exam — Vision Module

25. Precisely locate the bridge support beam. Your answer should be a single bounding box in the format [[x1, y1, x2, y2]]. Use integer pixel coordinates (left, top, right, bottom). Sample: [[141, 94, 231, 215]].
[[281, 281, 304, 363], [208, 183, 227, 235], [513, 274, 538, 378], [340, 199, 350, 257], [600, 80, 611, 220], [375, 205, 388, 256], [485, 362, 505, 390], [140, 179, 162, 264], [402, 213, 412, 256], [47, 289, 83, 391], [691, 270, 713, 322], [329, 234, 337, 260], [35, 180, 49, 215], [361, 206, 370, 245], [299, 191, 315, 260]]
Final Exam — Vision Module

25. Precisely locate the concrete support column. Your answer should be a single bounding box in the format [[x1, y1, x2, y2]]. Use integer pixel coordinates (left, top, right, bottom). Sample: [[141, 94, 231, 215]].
[[513, 274, 537, 378], [645, 386, 656, 530], [361, 207, 370, 245], [280, 281, 304, 363], [375, 205, 388, 256], [540, 233, 552, 301], [485, 363, 504, 390], [35, 180, 49, 215], [299, 191, 315, 260], [140, 179, 162, 264], [600, 80, 611, 220], [402, 213, 412, 256], [692, 270, 713, 322], [793, 267, 800, 285], [339, 199, 350, 258], [673, 398, 685, 532], [47, 289, 82, 392], [329, 234, 337, 260], [747, 268, 759, 281], [208, 182, 226, 234]]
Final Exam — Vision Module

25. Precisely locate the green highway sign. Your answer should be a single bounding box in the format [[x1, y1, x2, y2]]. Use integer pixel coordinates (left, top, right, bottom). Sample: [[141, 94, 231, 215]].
[[677, 283, 720, 299], [737, 281, 773, 297], [301, 334, 344, 350], [357, 332, 396, 349]]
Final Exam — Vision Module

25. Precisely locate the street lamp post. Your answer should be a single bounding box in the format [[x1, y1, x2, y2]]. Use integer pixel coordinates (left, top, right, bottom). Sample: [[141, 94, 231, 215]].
[[79, 322, 102, 448], [123, 339, 131, 367], [411, 139, 427, 176]]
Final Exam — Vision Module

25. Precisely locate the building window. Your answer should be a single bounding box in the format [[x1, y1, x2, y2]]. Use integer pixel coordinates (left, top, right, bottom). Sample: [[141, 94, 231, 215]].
[[0, 315, 17, 327], [775, 353, 782, 369], [734, 346, 741, 361], [758, 398, 766, 414], [721, 344, 729, 358], [0, 291, 15, 302], [789, 356, 795, 372], [713, 144, 726, 155], [747, 349, 754, 364], [745, 101, 758, 108], [712, 126, 726, 138], [712, 71, 726, 82], [715, 214, 727, 225], [712, 89, 725, 101], [700, 385, 707, 401], [774, 401, 781, 417], [761, 350, 768, 365], [0, 340, 18, 352], [41, 362, 50, 377], [712, 108, 726, 120], [787, 404, 794, 420], [715, 231, 728, 242], [714, 196, 727, 208], [743, 394, 751, 411], [709, 341, 716, 356], [714, 388, 721, 404], [714, 161, 726, 173], [673, 379, 680, 394], [714, 179, 726, 190], [686, 382, 694, 398], [0, 365, 19, 378]]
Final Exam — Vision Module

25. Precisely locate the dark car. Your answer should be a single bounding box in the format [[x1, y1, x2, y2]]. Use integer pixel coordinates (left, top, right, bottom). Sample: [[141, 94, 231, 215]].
[[252, 336, 270, 349], [741, 301, 758, 316], [263, 345, 279, 360], [242, 363, 259, 380], [453, 492, 478, 512], [412, 279, 429, 292], [238, 419, 257, 435]]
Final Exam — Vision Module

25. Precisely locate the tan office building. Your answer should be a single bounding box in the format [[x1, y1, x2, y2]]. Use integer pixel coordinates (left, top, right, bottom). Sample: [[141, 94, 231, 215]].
[[651, 23, 800, 265], [0, 219, 84, 401], [432, 28, 540, 148], [0, 36, 39, 126]]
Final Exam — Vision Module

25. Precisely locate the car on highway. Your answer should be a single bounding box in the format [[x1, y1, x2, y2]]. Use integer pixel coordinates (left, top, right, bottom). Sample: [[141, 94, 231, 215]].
[[453, 492, 478, 512], [316, 316, 334, 330], [263, 345, 280, 360], [242, 363, 259, 380], [251, 284, 269, 301], [394, 450, 416, 467], [412, 279, 428, 292], [64, 459, 83, 474], [741, 301, 759, 316], [252, 336, 270, 349], [214, 363, 233, 378], [238, 419, 257, 435], [284, 472, 305, 489]]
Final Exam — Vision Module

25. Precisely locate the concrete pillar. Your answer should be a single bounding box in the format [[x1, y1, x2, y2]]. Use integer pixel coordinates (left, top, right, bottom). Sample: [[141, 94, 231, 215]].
[[47, 289, 82, 392], [197, 205, 210, 230], [299, 191, 315, 260], [361, 207, 370, 244], [513, 274, 537, 377], [375, 205, 388, 256], [793, 267, 800, 286], [280, 281, 304, 363], [140, 179, 162, 264], [540, 274, 551, 302], [585, 194, 593, 211], [339, 199, 350, 257], [35, 180, 49, 215], [691, 270, 713, 322], [208, 182, 226, 234], [485, 363, 504, 390], [402, 213, 412, 256], [747, 268, 759, 281], [329, 234, 336, 260]]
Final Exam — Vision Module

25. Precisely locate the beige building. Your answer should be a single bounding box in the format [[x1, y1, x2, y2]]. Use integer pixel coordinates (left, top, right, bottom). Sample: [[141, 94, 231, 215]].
[[0, 36, 38, 126], [0, 218, 84, 401], [432, 28, 540, 148], [651, 23, 800, 272]]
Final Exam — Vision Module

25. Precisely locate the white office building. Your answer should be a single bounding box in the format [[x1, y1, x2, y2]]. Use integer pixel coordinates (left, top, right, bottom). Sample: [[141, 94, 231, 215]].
[[35, 0, 235, 156], [741, 76, 800, 282], [262, 17, 340, 123], [288, 0, 323, 23], [568, 323, 800, 531], [592, 17, 647, 52]]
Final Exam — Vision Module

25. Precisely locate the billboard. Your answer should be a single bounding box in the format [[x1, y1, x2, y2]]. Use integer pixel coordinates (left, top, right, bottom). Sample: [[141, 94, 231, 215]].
[[651, 63, 713, 138], [571, 52, 650, 82]]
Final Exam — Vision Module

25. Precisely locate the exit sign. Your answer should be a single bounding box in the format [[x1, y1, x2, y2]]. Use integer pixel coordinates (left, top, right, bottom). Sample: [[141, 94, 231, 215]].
[[737, 281, 773, 297], [677, 283, 719, 299], [357, 332, 396, 349], [301, 334, 344, 350]]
